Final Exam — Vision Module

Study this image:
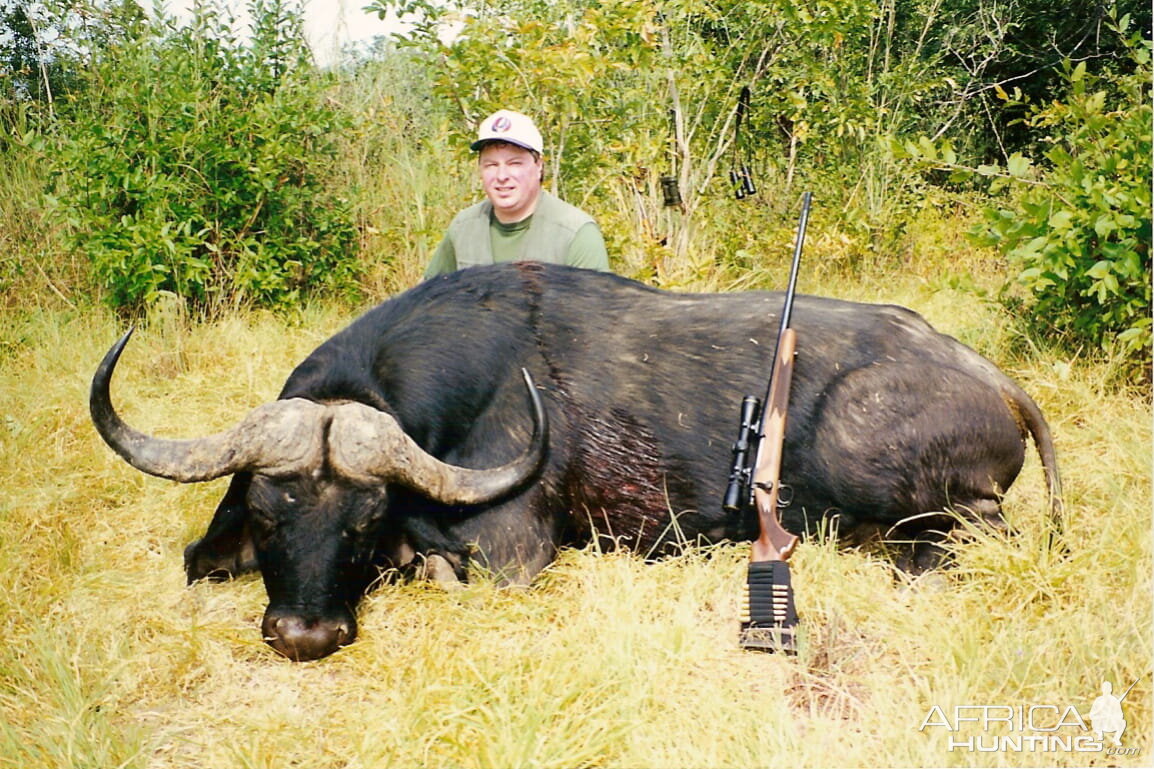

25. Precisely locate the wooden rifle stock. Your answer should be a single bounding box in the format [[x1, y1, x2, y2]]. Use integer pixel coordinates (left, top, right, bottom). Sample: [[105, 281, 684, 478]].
[[750, 326, 799, 562]]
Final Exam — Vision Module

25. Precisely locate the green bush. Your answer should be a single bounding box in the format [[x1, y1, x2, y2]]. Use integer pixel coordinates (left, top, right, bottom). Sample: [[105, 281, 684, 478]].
[[48, 0, 360, 315], [969, 22, 1151, 380]]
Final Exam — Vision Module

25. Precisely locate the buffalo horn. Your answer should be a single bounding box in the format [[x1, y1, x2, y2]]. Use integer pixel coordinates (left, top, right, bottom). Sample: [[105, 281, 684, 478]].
[[91, 331, 548, 498], [90, 329, 328, 481], [327, 368, 549, 504]]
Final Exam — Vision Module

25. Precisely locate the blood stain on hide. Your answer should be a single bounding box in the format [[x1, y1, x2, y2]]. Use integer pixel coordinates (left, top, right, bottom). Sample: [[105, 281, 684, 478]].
[[568, 405, 670, 552]]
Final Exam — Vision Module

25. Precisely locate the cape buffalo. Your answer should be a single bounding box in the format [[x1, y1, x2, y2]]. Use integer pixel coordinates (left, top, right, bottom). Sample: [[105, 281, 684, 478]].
[[90, 262, 1061, 661]]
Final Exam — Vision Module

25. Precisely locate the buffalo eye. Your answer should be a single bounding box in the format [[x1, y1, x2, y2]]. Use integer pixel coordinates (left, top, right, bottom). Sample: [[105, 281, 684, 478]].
[[347, 510, 386, 538], [248, 505, 278, 538], [246, 483, 290, 539]]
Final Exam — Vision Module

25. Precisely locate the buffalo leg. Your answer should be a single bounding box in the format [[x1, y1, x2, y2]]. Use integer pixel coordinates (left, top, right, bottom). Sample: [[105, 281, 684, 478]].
[[184, 473, 258, 582], [446, 494, 567, 585]]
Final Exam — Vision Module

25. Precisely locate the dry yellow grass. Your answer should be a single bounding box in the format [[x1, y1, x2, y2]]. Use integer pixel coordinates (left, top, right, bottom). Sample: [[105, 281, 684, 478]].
[[0, 261, 1149, 768]]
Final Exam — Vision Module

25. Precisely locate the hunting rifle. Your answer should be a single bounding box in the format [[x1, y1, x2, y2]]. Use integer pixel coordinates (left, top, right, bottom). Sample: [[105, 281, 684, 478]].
[[725, 191, 811, 653]]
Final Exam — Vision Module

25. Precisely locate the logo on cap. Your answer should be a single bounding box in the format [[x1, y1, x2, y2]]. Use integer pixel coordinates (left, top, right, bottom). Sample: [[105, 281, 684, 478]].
[[471, 109, 544, 153]]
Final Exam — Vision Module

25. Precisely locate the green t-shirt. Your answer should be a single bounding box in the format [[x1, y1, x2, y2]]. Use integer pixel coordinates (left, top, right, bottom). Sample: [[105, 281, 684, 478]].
[[424, 193, 610, 279]]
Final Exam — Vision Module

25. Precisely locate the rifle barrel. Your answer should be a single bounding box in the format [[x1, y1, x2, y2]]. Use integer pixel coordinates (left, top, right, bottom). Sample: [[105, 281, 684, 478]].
[[779, 191, 811, 335], [761, 191, 811, 409]]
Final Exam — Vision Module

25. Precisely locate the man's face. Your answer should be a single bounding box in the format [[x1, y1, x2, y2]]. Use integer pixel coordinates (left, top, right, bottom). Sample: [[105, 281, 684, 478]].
[[478, 142, 543, 223]]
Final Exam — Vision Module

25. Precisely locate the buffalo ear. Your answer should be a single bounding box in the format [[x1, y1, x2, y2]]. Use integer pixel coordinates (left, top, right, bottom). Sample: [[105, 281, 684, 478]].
[[184, 473, 259, 582]]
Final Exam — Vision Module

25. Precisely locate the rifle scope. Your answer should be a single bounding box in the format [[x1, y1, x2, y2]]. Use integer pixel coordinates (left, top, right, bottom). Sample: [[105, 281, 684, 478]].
[[722, 395, 762, 512]]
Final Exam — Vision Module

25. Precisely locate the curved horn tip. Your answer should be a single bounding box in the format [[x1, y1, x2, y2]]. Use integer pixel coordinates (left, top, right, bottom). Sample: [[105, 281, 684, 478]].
[[91, 328, 134, 411], [519, 368, 547, 436], [103, 326, 137, 371]]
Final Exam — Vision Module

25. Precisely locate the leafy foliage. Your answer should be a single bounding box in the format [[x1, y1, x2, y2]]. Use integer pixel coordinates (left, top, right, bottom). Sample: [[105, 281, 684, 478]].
[[368, 0, 959, 276], [922, 0, 1152, 161], [370, 0, 1150, 275], [967, 23, 1151, 378], [373, 0, 663, 190], [0, 0, 145, 116], [48, 0, 360, 314]]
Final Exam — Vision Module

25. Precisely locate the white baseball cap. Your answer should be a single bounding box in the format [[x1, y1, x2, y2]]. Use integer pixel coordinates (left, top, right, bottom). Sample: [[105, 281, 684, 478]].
[[470, 109, 544, 154]]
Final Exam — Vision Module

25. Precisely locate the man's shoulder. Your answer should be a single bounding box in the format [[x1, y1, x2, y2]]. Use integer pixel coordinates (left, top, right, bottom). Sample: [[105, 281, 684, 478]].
[[537, 190, 595, 230], [449, 199, 491, 227]]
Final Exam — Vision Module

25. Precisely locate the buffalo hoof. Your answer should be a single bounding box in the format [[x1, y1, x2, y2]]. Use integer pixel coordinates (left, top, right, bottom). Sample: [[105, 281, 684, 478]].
[[896, 539, 952, 575], [184, 537, 258, 583], [262, 611, 355, 662], [421, 553, 465, 590]]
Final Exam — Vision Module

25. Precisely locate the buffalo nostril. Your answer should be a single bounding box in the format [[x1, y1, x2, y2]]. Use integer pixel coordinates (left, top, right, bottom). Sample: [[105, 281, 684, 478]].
[[262, 613, 357, 661], [262, 616, 289, 643]]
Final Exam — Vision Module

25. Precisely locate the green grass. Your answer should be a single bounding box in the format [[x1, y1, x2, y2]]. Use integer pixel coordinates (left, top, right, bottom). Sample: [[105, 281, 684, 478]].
[[0, 244, 1149, 767]]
